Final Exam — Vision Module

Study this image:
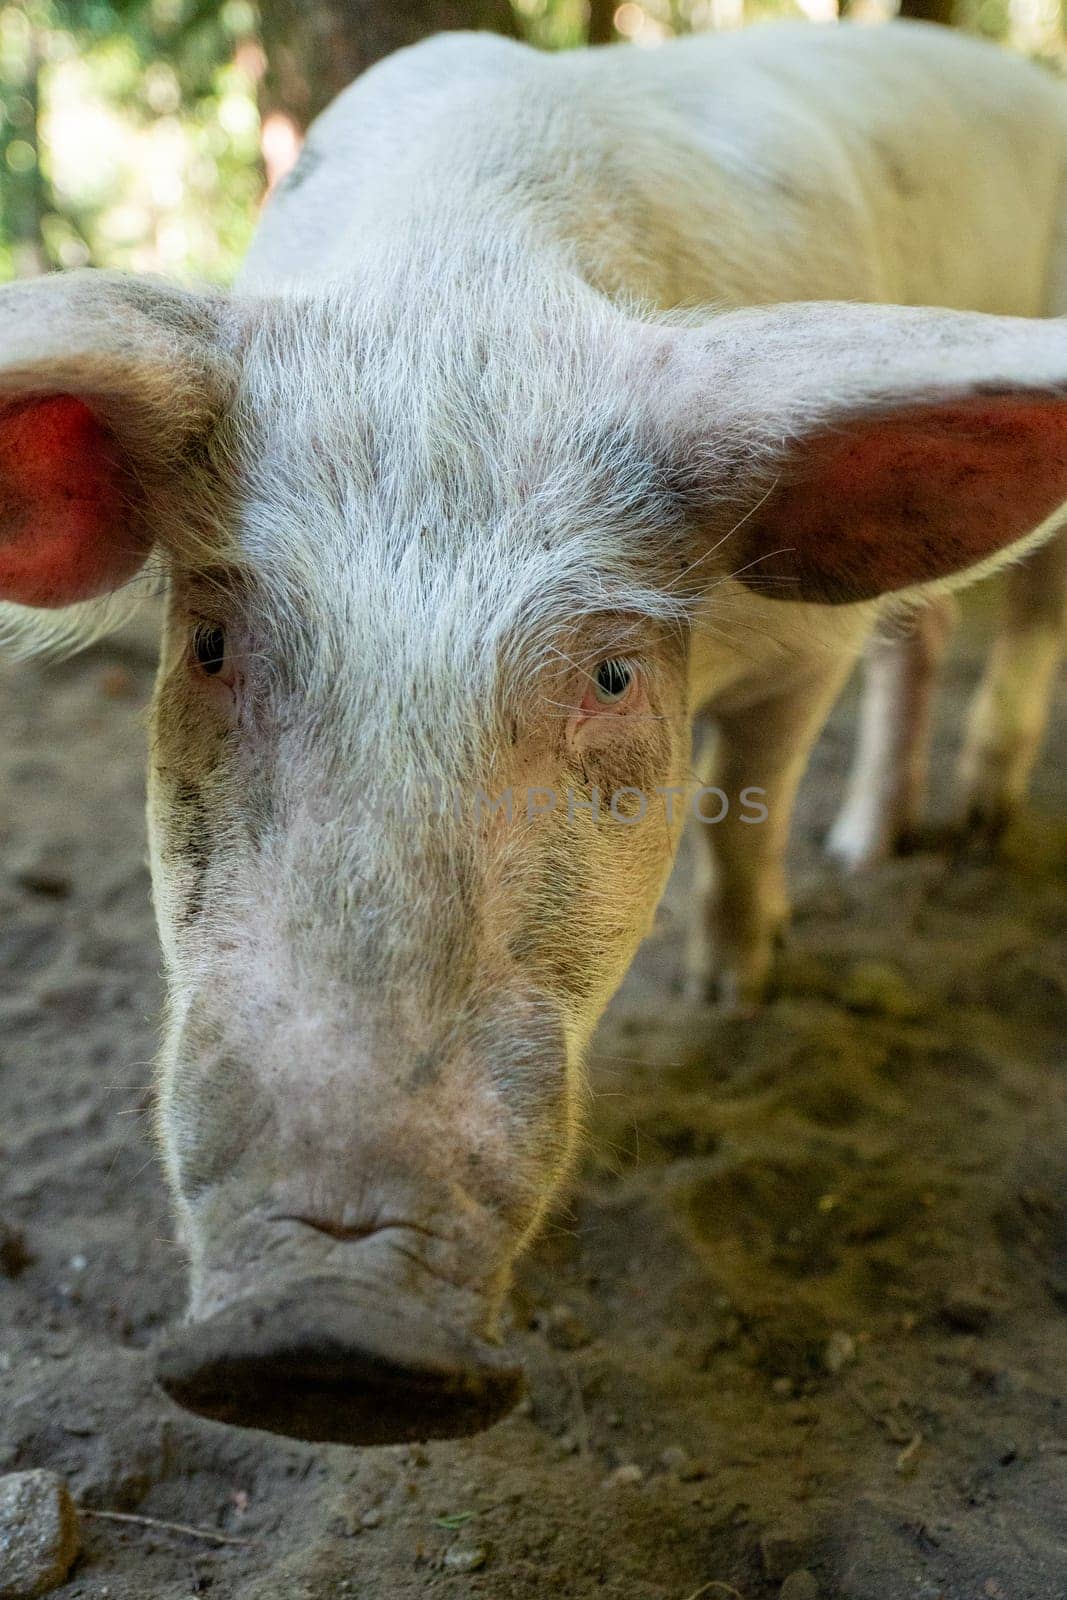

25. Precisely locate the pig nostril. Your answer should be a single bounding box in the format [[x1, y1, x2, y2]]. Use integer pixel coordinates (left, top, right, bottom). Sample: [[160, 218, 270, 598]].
[[154, 1277, 524, 1446]]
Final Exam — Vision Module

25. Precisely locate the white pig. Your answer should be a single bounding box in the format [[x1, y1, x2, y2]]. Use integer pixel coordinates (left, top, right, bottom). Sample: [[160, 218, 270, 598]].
[[1, 20, 1066, 1443]]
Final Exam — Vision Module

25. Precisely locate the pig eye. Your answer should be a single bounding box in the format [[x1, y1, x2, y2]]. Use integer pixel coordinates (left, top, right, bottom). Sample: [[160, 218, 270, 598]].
[[191, 623, 227, 677], [592, 657, 634, 705]]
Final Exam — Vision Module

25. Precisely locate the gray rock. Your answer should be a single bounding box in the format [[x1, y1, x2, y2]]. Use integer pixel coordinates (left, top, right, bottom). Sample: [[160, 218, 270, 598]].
[[780, 1572, 821, 1600], [542, 1303, 593, 1350], [442, 1542, 488, 1571], [659, 1447, 707, 1481], [604, 1463, 644, 1488], [760, 1525, 809, 1583], [0, 1228, 32, 1280], [841, 960, 923, 1019], [823, 1330, 856, 1375], [0, 1470, 80, 1599]]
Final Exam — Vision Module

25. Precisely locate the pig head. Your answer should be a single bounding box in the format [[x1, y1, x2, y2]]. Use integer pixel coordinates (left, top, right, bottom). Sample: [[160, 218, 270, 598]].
[[3, 268, 1067, 1443]]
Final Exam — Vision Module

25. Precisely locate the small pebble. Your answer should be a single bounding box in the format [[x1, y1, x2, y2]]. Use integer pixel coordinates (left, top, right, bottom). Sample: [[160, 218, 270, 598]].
[[0, 1226, 32, 1279], [786, 1403, 819, 1426], [841, 960, 923, 1019], [542, 1304, 593, 1350], [823, 1330, 856, 1375], [8, 842, 74, 902], [360, 1508, 383, 1529], [442, 1543, 488, 1572], [780, 1571, 821, 1600], [760, 1526, 808, 1583], [604, 1463, 644, 1488], [939, 1293, 994, 1334], [12, 870, 71, 900], [0, 1469, 80, 1600], [659, 1447, 707, 1481]]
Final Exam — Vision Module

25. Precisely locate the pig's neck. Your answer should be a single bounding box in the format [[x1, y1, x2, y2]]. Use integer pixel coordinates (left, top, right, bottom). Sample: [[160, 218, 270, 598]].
[[245, 93, 841, 316]]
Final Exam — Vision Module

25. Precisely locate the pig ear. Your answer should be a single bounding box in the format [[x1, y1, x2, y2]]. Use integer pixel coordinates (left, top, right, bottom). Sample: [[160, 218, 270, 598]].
[[0, 270, 236, 609], [664, 303, 1067, 605]]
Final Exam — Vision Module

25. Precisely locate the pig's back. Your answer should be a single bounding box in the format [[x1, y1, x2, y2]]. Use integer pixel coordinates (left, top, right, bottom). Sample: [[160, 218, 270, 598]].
[[243, 23, 1067, 317], [582, 21, 1065, 314]]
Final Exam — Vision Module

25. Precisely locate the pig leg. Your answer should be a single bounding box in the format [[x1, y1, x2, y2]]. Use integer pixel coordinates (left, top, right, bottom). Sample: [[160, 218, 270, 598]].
[[957, 201, 1067, 837], [957, 527, 1067, 838], [826, 595, 956, 873], [685, 652, 858, 1008]]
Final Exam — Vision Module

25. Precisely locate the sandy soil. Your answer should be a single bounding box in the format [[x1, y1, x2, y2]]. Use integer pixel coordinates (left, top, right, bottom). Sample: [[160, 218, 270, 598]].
[[1, 590, 1065, 1600]]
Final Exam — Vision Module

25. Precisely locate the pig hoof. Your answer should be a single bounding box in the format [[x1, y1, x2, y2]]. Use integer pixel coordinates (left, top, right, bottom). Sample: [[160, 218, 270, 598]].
[[683, 911, 785, 1009], [680, 958, 773, 1012], [825, 808, 912, 873], [153, 1277, 524, 1447], [713, 968, 772, 1015], [954, 796, 1015, 853], [956, 745, 1028, 849]]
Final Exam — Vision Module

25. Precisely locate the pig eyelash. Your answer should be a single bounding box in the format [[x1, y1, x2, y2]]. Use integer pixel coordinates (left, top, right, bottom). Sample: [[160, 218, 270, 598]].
[[574, 656, 643, 720], [189, 620, 234, 688], [191, 622, 227, 675], [591, 657, 634, 704]]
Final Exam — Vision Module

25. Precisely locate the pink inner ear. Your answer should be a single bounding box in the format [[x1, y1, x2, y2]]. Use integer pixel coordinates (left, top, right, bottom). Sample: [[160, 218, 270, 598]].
[[0, 393, 149, 608], [741, 396, 1067, 604]]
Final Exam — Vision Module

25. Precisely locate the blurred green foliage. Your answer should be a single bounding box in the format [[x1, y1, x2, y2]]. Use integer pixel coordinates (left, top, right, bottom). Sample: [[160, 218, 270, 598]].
[[1, 0, 262, 282], [0, 0, 1062, 286]]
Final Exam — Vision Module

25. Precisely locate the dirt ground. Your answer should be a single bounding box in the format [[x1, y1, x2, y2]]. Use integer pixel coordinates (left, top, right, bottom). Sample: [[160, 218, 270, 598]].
[[2, 588, 1066, 1600]]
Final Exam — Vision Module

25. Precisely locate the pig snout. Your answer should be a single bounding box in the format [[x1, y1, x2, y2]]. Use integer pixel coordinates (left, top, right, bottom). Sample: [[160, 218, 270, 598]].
[[153, 1210, 527, 1445], [151, 996, 570, 1445], [153, 1265, 523, 1447]]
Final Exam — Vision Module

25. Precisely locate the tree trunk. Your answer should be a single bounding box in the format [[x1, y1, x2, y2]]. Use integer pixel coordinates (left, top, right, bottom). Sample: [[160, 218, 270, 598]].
[[258, 0, 520, 132], [587, 0, 617, 45], [897, 0, 955, 24], [1, 20, 49, 275]]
